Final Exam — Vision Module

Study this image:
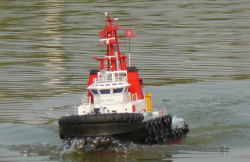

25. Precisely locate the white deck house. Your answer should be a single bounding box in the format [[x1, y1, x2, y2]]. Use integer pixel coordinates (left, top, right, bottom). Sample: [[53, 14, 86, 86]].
[[77, 70, 147, 115]]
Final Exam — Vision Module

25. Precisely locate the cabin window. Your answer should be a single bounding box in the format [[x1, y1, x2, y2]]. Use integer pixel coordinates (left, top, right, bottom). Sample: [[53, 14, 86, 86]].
[[113, 88, 124, 93], [91, 89, 99, 94], [100, 89, 110, 94]]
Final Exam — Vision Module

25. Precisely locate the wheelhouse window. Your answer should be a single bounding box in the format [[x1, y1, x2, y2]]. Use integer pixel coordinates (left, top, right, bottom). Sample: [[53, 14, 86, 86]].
[[100, 89, 110, 94], [91, 89, 99, 95], [113, 88, 124, 93]]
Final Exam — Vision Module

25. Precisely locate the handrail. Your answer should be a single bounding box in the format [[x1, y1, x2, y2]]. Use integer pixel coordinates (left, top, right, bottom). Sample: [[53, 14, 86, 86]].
[[82, 92, 139, 105], [93, 76, 127, 84], [81, 95, 91, 105]]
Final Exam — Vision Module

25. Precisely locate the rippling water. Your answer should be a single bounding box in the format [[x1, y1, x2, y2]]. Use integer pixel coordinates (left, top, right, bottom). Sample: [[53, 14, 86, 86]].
[[0, 0, 250, 161]]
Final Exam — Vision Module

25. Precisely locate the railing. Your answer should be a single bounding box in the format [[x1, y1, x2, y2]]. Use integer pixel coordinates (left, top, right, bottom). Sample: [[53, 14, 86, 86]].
[[93, 76, 127, 84], [130, 93, 138, 101], [85, 93, 138, 104], [81, 91, 139, 105], [81, 95, 91, 105]]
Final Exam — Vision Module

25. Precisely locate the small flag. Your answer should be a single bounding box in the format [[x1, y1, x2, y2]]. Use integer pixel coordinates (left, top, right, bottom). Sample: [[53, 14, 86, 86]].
[[125, 29, 135, 37], [99, 30, 107, 39]]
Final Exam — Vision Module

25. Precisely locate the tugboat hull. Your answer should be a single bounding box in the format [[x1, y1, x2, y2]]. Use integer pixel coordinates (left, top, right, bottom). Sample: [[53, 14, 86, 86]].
[[59, 114, 189, 145], [59, 123, 145, 138]]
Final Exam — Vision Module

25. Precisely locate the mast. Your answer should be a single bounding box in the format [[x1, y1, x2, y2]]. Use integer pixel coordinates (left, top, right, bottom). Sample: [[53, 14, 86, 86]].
[[96, 12, 134, 71]]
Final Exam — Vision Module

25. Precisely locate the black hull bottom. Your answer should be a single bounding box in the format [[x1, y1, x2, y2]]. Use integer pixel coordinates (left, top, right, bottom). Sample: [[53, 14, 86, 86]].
[[59, 115, 189, 145]]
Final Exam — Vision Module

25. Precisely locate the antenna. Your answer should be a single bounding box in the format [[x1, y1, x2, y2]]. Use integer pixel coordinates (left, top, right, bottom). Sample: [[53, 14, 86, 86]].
[[129, 37, 131, 67], [125, 29, 135, 67]]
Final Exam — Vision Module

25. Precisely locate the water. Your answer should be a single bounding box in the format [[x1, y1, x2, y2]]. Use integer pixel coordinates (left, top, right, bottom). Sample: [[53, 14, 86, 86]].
[[0, 0, 250, 161]]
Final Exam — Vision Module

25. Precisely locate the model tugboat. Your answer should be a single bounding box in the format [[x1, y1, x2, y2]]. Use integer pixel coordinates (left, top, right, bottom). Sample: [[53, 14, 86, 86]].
[[58, 13, 189, 145]]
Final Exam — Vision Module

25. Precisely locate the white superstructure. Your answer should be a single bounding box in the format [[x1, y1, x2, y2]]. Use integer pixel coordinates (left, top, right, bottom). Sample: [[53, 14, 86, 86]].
[[77, 70, 147, 115]]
